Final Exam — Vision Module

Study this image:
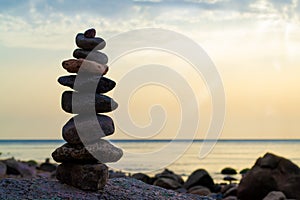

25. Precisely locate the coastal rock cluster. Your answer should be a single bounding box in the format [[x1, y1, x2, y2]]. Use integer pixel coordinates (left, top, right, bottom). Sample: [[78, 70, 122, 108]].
[[52, 28, 122, 191]]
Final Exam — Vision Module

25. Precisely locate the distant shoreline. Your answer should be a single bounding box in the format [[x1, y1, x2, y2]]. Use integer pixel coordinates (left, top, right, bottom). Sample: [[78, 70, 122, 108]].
[[0, 139, 300, 143]]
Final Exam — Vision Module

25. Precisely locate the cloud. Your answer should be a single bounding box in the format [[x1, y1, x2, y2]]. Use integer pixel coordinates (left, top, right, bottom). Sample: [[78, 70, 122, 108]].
[[0, 0, 299, 49]]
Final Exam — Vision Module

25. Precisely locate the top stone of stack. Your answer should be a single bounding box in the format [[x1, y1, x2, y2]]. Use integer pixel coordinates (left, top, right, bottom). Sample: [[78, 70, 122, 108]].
[[76, 28, 106, 51]]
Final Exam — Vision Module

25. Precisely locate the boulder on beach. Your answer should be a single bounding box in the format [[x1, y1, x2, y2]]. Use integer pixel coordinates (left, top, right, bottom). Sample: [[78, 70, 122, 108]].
[[155, 168, 184, 185], [237, 152, 300, 200], [131, 173, 152, 184], [153, 177, 182, 190], [221, 167, 237, 175], [184, 169, 215, 192], [0, 177, 214, 200]]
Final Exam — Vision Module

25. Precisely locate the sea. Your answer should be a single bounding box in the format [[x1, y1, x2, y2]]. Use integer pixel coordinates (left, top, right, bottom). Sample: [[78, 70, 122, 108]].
[[0, 139, 299, 183]]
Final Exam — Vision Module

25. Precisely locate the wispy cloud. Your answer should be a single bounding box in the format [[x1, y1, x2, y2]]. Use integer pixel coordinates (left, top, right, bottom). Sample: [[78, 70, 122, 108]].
[[0, 0, 299, 49]]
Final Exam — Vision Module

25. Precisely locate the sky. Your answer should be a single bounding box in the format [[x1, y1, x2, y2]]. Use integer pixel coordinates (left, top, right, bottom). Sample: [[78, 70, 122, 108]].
[[0, 0, 300, 139]]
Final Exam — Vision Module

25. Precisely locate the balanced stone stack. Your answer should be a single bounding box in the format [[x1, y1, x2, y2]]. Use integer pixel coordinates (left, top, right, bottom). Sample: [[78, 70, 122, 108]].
[[52, 28, 123, 191]]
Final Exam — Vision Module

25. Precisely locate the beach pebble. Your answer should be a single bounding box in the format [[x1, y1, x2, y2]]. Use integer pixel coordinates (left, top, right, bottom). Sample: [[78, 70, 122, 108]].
[[58, 75, 116, 94], [62, 114, 115, 145], [76, 33, 106, 50], [73, 49, 108, 64], [52, 140, 123, 163], [62, 58, 108, 75], [56, 163, 108, 191], [84, 28, 96, 38], [61, 91, 118, 114]]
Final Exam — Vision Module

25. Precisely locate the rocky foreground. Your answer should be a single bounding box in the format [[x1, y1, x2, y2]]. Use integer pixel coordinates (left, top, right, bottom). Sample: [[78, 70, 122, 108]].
[[0, 152, 300, 199], [0, 177, 212, 200]]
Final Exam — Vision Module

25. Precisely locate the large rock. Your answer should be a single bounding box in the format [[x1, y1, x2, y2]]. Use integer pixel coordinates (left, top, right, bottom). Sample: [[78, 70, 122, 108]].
[[61, 91, 118, 114], [62, 58, 108, 74], [52, 140, 123, 163], [56, 163, 108, 191], [63, 114, 115, 144], [262, 191, 286, 200], [184, 169, 215, 192], [73, 49, 108, 65], [153, 177, 182, 190], [58, 75, 116, 94], [0, 177, 214, 200], [76, 33, 106, 50], [3, 158, 36, 177], [237, 152, 300, 200], [155, 168, 184, 185], [0, 162, 6, 177]]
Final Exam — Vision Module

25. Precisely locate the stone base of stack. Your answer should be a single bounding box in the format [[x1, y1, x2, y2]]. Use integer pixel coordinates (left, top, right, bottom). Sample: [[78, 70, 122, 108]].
[[56, 163, 108, 191]]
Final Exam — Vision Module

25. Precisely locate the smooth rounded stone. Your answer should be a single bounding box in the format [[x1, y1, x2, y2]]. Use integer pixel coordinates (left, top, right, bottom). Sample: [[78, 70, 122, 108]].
[[56, 163, 108, 191], [262, 191, 286, 200], [62, 114, 115, 145], [184, 169, 215, 192], [61, 91, 118, 114], [58, 75, 116, 94], [221, 167, 237, 175], [73, 49, 108, 65], [155, 168, 184, 184], [131, 173, 152, 184], [153, 177, 182, 190], [84, 28, 96, 38], [51, 140, 123, 163], [188, 186, 211, 196], [62, 59, 108, 74], [76, 33, 105, 50]]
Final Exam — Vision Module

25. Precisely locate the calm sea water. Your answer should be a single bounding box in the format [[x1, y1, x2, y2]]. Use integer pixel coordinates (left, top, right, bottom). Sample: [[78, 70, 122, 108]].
[[0, 140, 299, 182]]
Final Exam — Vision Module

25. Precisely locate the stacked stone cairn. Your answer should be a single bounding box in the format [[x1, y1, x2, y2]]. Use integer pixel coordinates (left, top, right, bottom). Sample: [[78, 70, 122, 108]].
[[52, 28, 123, 191]]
